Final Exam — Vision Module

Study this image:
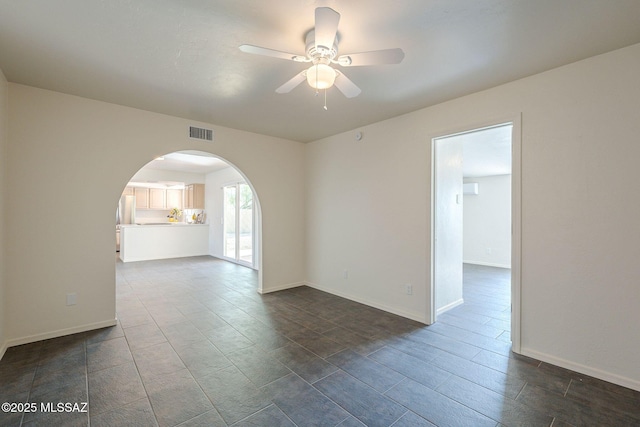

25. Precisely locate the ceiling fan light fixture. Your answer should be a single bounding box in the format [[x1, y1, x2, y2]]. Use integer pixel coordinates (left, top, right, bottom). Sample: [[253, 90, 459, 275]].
[[239, 7, 404, 99], [306, 63, 336, 89]]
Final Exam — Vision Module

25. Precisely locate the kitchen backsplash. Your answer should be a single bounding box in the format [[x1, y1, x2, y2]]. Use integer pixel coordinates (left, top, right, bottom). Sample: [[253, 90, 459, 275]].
[[134, 208, 207, 224], [135, 209, 173, 224]]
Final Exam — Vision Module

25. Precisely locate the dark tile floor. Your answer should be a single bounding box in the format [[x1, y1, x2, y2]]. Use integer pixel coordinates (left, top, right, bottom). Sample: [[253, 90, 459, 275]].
[[1, 258, 639, 426]]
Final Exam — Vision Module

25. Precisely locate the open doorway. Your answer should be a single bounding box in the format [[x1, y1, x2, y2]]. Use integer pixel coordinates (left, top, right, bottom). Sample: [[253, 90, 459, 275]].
[[116, 149, 262, 272], [431, 119, 521, 351]]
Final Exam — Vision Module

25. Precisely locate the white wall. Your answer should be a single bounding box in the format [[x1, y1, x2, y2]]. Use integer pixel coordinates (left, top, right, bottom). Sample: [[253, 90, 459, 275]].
[[306, 43, 640, 390], [130, 168, 205, 185], [305, 123, 431, 322], [204, 167, 245, 259], [434, 137, 464, 314], [463, 175, 511, 268], [0, 70, 7, 358], [5, 84, 306, 346]]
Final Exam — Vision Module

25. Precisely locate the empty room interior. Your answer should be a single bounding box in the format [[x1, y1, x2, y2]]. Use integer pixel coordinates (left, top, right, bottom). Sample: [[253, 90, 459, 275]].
[[1, 1, 640, 426]]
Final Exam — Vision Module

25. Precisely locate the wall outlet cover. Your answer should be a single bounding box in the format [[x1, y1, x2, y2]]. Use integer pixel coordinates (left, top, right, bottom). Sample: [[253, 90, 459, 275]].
[[66, 293, 77, 306]]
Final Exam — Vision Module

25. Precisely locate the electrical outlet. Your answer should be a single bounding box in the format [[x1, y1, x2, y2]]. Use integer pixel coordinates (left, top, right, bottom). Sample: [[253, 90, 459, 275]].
[[343, 269, 349, 279], [66, 293, 77, 306], [485, 247, 492, 255], [405, 284, 413, 295]]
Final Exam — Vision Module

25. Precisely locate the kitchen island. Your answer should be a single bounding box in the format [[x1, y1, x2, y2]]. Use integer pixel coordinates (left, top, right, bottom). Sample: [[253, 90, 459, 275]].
[[119, 223, 209, 263]]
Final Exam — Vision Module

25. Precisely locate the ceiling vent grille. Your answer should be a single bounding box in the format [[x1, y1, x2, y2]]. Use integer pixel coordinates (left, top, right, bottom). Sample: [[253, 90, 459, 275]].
[[189, 126, 214, 142]]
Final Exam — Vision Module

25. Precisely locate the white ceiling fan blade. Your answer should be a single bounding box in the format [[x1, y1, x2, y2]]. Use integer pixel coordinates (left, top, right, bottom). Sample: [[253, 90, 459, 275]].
[[239, 44, 305, 61], [337, 48, 405, 66], [275, 71, 307, 94], [314, 7, 340, 51], [334, 71, 361, 98]]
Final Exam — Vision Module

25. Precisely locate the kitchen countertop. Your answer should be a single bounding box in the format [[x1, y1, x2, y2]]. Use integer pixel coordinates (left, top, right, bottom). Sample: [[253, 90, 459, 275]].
[[120, 223, 209, 227]]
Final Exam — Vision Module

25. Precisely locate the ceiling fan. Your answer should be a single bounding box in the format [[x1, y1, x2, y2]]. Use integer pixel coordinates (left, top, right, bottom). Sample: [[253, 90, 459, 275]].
[[239, 7, 404, 100]]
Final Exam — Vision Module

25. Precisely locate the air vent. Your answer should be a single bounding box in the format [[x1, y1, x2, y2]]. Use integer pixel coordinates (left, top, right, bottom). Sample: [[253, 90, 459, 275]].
[[189, 126, 214, 142]]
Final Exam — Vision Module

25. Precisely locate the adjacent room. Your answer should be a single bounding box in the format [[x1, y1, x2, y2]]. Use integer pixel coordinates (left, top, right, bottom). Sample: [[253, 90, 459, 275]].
[[433, 124, 513, 340], [1, 1, 640, 426]]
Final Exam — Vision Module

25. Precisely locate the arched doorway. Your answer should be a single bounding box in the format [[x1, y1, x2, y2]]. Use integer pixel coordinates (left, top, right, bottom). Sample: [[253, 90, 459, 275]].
[[115, 149, 262, 287]]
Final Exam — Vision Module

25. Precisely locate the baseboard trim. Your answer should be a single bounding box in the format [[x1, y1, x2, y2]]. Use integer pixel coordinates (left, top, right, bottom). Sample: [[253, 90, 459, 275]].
[[4, 319, 118, 350], [463, 260, 511, 269], [521, 347, 640, 392], [305, 281, 428, 324], [258, 281, 305, 294], [0, 340, 8, 361], [436, 298, 464, 316]]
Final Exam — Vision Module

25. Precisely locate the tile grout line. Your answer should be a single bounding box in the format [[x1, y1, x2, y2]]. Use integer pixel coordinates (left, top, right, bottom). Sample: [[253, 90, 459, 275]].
[[14, 258, 629, 427], [20, 344, 43, 427]]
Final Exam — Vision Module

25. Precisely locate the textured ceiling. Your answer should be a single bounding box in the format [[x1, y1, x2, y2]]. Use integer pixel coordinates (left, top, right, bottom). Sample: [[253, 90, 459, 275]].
[[1, 0, 640, 143]]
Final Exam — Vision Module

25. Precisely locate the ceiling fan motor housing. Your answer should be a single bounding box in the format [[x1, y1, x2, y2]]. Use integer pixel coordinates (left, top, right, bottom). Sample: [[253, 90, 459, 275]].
[[305, 30, 339, 62], [239, 6, 400, 98]]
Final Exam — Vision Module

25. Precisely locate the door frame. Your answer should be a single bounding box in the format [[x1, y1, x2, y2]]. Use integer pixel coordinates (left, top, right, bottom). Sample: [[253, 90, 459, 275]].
[[429, 114, 522, 354], [222, 181, 256, 269]]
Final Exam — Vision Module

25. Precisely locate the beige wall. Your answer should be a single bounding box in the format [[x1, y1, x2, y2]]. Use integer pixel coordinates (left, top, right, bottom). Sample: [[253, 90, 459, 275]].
[[5, 84, 306, 345], [0, 70, 7, 357], [306, 43, 640, 390], [3, 42, 640, 391]]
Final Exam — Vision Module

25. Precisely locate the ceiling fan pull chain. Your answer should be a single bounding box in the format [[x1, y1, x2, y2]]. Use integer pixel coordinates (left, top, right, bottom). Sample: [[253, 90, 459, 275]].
[[324, 89, 328, 110]]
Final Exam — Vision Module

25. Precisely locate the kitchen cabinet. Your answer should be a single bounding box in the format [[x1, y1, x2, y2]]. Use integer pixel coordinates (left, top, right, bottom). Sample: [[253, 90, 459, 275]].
[[166, 189, 183, 210], [184, 184, 205, 209], [134, 187, 149, 209], [185, 186, 192, 209], [125, 185, 184, 210], [149, 188, 166, 209]]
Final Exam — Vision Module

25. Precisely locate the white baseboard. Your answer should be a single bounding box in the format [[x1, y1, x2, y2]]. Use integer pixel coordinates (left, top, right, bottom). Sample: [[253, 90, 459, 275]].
[[436, 298, 464, 316], [258, 281, 305, 294], [463, 260, 511, 269], [521, 347, 640, 392], [4, 319, 118, 350], [305, 281, 428, 324], [0, 339, 7, 361]]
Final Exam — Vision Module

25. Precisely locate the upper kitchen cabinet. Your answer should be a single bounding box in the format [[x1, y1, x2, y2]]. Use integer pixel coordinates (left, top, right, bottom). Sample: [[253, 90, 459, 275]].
[[149, 188, 166, 210], [134, 187, 149, 209], [166, 189, 183, 210], [185, 184, 205, 209], [124, 185, 184, 210]]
